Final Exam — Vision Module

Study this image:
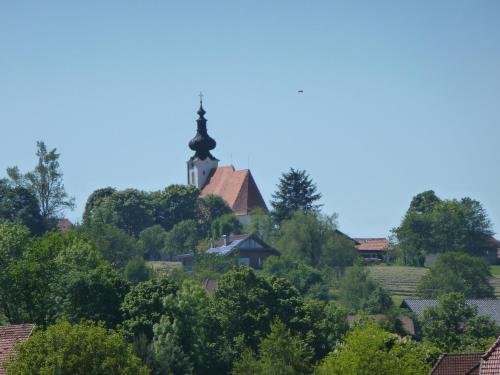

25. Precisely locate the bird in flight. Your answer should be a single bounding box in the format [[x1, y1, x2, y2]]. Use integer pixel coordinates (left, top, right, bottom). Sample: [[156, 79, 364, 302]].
[[298, 90, 304, 93]]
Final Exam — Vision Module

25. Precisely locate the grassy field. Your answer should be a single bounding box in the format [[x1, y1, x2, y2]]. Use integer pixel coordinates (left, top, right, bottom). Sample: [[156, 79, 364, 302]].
[[147, 261, 182, 275], [368, 265, 500, 299]]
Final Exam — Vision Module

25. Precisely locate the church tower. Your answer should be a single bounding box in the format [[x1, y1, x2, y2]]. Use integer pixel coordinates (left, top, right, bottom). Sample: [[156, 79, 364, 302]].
[[187, 98, 219, 189]]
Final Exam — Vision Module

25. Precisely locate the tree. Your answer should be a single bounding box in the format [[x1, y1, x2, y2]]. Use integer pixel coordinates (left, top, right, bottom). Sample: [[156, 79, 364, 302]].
[[420, 292, 499, 352], [81, 223, 140, 268], [7, 141, 75, 221], [315, 322, 431, 375], [270, 168, 322, 223], [393, 192, 494, 265], [164, 219, 200, 258], [210, 213, 243, 239], [82, 187, 117, 226], [0, 179, 45, 234], [124, 256, 153, 284], [275, 211, 357, 270], [121, 277, 178, 342], [208, 268, 303, 372], [262, 255, 328, 300], [232, 320, 313, 375], [151, 281, 211, 375], [417, 252, 494, 298], [197, 194, 233, 236], [139, 225, 168, 260], [5, 321, 150, 375], [150, 184, 199, 231], [244, 208, 275, 244], [338, 265, 393, 314]]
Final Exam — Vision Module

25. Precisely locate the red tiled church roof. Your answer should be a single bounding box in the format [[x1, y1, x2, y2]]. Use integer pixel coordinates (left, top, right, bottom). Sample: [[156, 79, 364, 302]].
[[353, 238, 390, 252], [201, 165, 268, 215], [430, 353, 483, 375], [0, 324, 34, 374]]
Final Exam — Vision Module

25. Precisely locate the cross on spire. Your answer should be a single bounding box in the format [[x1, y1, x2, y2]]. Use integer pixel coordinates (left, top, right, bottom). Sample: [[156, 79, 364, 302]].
[[199, 91, 203, 104]]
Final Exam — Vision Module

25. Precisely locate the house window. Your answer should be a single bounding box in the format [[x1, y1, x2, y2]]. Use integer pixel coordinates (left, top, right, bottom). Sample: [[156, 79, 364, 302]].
[[238, 257, 250, 267]]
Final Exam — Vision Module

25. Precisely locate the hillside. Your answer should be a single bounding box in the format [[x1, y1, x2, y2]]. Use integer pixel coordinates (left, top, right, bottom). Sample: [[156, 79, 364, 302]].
[[368, 265, 500, 298]]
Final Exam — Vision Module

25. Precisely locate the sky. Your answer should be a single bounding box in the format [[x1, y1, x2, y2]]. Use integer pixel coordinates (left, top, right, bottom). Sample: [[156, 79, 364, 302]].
[[1, 1, 499, 237]]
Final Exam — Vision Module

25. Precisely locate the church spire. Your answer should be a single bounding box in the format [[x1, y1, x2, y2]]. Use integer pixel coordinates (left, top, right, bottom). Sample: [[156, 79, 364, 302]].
[[189, 94, 217, 160]]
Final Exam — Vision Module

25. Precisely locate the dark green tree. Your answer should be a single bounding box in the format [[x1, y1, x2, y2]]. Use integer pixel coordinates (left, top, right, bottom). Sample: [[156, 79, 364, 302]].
[[82, 187, 117, 226], [121, 277, 178, 342], [0, 179, 45, 234], [6, 321, 150, 375], [150, 184, 199, 231], [164, 219, 200, 258], [210, 213, 243, 239], [151, 281, 211, 375], [124, 256, 153, 284], [233, 320, 313, 375], [275, 211, 357, 270], [417, 252, 494, 298], [270, 168, 322, 223], [7, 141, 75, 222], [138, 225, 168, 260], [393, 192, 494, 265], [197, 194, 233, 236], [338, 265, 393, 314], [420, 292, 499, 352]]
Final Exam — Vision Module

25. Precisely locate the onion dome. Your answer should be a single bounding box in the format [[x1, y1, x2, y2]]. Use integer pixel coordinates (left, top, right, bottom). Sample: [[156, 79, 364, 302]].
[[189, 100, 217, 160]]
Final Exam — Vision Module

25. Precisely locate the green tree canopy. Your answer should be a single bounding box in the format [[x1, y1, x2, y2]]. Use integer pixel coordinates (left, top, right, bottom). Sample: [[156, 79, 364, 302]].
[[315, 321, 431, 375], [0, 179, 45, 235], [417, 252, 494, 298], [138, 225, 168, 260], [393, 191, 494, 265], [5, 321, 150, 375], [338, 265, 393, 314], [232, 320, 313, 375], [420, 292, 499, 352], [82, 187, 117, 226], [164, 219, 200, 257], [275, 211, 357, 270], [270, 168, 322, 224], [7, 141, 74, 222], [210, 213, 243, 239]]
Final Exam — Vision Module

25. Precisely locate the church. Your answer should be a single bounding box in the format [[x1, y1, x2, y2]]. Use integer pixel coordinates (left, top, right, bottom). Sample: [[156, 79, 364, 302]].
[[186, 99, 268, 223]]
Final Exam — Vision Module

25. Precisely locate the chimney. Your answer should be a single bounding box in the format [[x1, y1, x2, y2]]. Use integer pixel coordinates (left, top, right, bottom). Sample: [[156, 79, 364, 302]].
[[223, 234, 228, 246]]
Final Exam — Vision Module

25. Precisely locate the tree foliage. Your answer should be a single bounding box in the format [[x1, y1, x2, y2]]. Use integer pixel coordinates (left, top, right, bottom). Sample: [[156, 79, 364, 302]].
[[315, 322, 431, 375], [210, 213, 243, 239], [393, 191, 494, 265], [420, 292, 499, 352], [417, 252, 494, 298], [271, 168, 322, 224], [164, 219, 200, 257], [6, 321, 150, 375], [7, 141, 74, 221], [338, 265, 393, 314], [232, 320, 313, 375], [0, 179, 45, 234]]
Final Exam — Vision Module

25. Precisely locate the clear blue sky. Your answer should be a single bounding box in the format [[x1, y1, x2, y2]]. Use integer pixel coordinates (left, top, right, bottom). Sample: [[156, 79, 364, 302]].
[[1, 1, 499, 237]]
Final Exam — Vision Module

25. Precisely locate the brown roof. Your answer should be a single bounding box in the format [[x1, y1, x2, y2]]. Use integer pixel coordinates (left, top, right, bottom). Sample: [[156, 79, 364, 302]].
[[0, 324, 34, 374], [480, 336, 500, 374], [431, 353, 483, 375], [353, 238, 390, 252], [57, 218, 74, 232], [201, 165, 268, 215]]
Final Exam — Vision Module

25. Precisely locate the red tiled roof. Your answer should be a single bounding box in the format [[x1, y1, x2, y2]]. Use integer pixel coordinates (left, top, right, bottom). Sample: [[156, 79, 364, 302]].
[[480, 336, 500, 374], [57, 218, 74, 232], [201, 165, 268, 215], [353, 238, 389, 252], [0, 324, 34, 374], [430, 353, 483, 375]]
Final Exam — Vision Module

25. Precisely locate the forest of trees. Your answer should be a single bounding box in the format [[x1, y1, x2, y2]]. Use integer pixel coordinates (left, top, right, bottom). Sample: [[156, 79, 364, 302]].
[[1, 142, 499, 374]]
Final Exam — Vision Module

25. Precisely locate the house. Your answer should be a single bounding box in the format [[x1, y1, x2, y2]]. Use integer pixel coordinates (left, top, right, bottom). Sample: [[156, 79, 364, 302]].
[[353, 237, 390, 262], [186, 100, 268, 223], [347, 314, 415, 336], [0, 324, 35, 374], [206, 233, 280, 269], [57, 218, 74, 232], [400, 299, 500, 325], [430, 353, 484, 375], [429, 336, 500, 374]]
